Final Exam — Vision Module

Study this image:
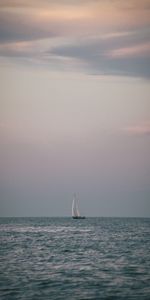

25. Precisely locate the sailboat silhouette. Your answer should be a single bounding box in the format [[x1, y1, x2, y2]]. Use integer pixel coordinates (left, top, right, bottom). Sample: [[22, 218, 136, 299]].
[[72, 193, 85, 219]]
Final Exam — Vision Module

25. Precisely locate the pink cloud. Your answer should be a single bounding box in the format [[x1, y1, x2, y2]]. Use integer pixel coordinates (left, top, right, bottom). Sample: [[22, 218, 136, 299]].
[[107, 43, 150, 58], [123, 122, 150, 136]]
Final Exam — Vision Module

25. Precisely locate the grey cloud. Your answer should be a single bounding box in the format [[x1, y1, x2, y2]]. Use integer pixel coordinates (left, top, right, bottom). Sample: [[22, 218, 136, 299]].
[[0, 12, 60, 43], [51, 32, 149, 59], [0, 0, 45, 8], [0, 0, 150, 44], [0, 0, 150, 9], [0, 3, 150, 79], [0, 0, 98, 8], [111, 0, 150, 10], [0, 29, 150, 78], [50, 31, 150, 78]]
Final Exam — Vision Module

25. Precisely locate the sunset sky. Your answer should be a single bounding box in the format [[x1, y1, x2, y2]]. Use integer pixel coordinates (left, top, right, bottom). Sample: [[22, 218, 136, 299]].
[[0, 0, 150, 217]]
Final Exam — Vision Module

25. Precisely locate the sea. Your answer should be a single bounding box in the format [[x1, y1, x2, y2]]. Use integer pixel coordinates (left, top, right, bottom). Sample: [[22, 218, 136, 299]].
[[0, 217, 150, 300]]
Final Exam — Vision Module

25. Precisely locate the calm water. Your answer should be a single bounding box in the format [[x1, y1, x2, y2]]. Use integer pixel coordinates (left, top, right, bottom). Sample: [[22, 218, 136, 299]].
[[0, 217, 150, 300]]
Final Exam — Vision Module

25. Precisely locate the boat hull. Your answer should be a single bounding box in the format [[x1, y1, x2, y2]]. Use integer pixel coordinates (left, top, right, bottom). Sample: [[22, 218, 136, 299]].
[[72, 216, 86, 219]]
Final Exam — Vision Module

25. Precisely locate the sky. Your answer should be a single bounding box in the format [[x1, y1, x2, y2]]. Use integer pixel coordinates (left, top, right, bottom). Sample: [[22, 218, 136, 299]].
[[0, 0, 150, 217]]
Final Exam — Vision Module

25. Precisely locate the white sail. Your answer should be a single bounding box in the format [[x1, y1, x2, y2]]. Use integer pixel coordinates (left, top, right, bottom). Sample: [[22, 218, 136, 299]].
[[72, 198, 76, 217], [72, 193, 85, 219], [72, 194, 80, 217], [76, 199, 80, 217]]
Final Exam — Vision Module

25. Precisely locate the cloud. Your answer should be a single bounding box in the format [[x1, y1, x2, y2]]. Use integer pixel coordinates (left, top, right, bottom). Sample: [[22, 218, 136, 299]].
[[111, 0, 150, 10], [0, 11, 62, 43], [0, 6, 99, 44], [0, 29, 150, 78], [0, 0, 150, 9], [0, 0, 150, 44], [49, 30, 150, 77], [0, 1, 150, 78], [123, 122, 150, 136], [107, 43, 150, 58], [0, 0, 83, 8]]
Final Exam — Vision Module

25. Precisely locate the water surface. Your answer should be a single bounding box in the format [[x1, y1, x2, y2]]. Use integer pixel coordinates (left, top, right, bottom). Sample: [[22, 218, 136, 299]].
[[0, 217, 150, 299]]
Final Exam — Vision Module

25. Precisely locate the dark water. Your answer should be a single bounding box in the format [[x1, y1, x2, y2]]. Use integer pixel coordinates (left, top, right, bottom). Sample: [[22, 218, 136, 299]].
[[0, 217, 150, 300]]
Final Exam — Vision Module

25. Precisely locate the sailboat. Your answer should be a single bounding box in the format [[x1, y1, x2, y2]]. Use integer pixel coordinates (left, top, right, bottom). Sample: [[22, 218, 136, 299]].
[[72, 194, 85, 219]]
